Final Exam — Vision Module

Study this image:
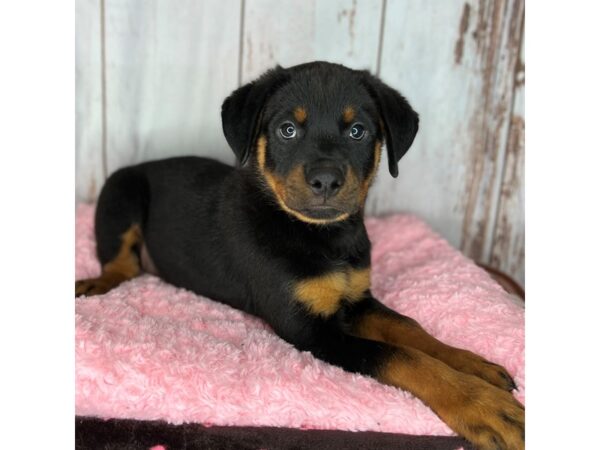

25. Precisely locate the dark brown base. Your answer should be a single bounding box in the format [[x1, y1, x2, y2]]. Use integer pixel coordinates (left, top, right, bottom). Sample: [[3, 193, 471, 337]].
[[76, 416, 474, 450]]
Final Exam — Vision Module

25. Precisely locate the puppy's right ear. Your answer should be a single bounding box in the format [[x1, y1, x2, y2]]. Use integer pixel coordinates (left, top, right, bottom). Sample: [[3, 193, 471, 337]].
[[221, 66, 289, 166]]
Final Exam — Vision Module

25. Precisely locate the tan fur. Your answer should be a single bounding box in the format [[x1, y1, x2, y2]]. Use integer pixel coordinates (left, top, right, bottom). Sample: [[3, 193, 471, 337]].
[[256, 135, 351, 225], [342, 106, 355, 123], [75, 224, 142, 296], [354, 310, 517, 391], [255, 136, 380, 224], [294, 267, 371, 316], [346, 267, 371, 300], [294, 106, 307, 124], [359, 140, 382, 205], [379, 348, 524, 450]]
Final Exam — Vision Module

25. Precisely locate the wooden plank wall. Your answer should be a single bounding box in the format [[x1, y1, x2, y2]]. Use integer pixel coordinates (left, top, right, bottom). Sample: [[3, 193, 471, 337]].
[[75, 0, 525, 285]]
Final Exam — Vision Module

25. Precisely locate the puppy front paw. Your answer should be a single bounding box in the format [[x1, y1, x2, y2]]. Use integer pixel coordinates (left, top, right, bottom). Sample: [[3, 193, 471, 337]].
[[449, 349, 518, 392], [442, 374, 525, 450]]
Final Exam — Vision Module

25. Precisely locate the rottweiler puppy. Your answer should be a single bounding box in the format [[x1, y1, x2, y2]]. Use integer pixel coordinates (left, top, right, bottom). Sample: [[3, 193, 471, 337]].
[[76, 62, 524, 450]]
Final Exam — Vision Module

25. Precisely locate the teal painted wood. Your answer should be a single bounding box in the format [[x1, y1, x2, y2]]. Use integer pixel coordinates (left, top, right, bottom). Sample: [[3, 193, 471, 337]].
[[103, 0, 242, 174], [76, 0, 104, 202]]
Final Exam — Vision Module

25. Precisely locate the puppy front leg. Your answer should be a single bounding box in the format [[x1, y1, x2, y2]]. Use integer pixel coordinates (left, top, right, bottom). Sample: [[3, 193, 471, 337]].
[[296, 329, 523, 450], [341, 297, 518, 392]]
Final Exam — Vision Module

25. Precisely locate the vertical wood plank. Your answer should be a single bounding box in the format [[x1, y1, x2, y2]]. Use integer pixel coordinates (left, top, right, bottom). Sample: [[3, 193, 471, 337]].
[[104, 0, 242, 174], [372, 0, 524, 267], [459, 0, 524, 263], [490, 35, 524, 286], [76, 0, 104, 202], [242, 0, 383, 83], [76, 0, 524, 282]]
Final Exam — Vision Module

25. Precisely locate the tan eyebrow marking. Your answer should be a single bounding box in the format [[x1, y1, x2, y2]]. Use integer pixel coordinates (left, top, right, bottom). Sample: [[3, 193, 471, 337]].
[[342, 106, 356, 124], [294, 107, 307, 124]]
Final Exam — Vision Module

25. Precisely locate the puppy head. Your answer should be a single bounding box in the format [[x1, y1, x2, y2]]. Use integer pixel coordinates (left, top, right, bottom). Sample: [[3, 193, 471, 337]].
[[221, 62, 419, 225]]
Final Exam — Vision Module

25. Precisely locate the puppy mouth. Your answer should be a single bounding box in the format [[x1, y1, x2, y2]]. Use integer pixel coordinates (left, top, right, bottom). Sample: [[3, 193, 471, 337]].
[[299, 205, 346, 220], [279, 198, 352, 224], [283, 193, 359, 223]]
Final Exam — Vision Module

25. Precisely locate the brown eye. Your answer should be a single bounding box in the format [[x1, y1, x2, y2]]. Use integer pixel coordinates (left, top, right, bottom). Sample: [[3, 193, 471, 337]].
[[279, 122, 297, 139], [349, 123, 365, 140]]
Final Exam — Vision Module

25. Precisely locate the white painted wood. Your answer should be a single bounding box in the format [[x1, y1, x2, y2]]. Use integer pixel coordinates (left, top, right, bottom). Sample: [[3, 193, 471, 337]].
[[103, 0, 242, 174], [368, 0, 524, 272], [241, 0, 383, 83], [367, 0, 480, 240], [459, 0, 524, 264], [76, 0, 104, 202], [74, 0, 525, 282], [491, 37, 524, 286]]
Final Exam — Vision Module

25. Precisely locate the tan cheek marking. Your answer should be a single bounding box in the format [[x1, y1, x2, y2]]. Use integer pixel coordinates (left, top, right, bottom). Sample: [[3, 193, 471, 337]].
[[294, 107, 307, 124], [257, 135, 289, 200], [256, 135, 268, 171], [342, 106, 356, 124], [256, 135, 350, 225], [283, 164, 306, 196], [294, 268, 371, 316], [359, 140, 382, 205]]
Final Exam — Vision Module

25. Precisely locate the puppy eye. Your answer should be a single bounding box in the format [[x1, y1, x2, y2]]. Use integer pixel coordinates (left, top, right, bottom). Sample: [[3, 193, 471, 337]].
[[279, 122, 297, 139], [349, 123, 365, 140]]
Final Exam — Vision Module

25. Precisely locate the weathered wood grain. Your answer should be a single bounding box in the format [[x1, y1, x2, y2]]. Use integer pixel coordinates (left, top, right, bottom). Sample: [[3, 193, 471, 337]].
[[103, 0, 242, 174], [75, 0, 525, 283], [459, 0, 524, 264], [370, 0, 486, 240], [76, 0, 105, 202], [490, 33, 524, 286], [241, 0, 383, 83], [371, 0, 524, 276]]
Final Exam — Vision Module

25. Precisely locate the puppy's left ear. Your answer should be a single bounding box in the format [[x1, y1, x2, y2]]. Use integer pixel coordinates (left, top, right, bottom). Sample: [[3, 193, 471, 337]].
[[221, 66, 289, 166], [360, 73, 419, 177]]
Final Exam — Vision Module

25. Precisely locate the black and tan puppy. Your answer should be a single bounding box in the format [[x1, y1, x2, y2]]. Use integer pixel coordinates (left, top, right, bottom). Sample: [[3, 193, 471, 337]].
[[76, 62, 524, 450]]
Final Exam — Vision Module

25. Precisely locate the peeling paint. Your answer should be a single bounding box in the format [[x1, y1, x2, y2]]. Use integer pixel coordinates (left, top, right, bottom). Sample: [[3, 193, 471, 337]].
[[337, 0, 357, 56], [514, 53, 525, 87], [454, 3, 471, 64], [460, 0, 524, 265], [490, 111, 524, 285]]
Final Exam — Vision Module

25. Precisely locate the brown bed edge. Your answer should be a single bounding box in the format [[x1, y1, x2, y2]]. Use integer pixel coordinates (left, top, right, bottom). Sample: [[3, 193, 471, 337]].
[[75, 416, 474, 450]]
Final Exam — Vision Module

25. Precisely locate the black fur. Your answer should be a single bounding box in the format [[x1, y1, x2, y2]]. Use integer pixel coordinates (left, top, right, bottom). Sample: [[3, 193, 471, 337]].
[[221, 67, 291, 165], [359, 73, 419, 177], [82, 62, 527, 449], [92, 61, 418, 381]]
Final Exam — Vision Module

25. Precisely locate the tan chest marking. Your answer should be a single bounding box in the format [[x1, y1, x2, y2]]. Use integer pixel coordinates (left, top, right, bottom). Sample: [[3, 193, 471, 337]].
[[294, 267, 371, 317]]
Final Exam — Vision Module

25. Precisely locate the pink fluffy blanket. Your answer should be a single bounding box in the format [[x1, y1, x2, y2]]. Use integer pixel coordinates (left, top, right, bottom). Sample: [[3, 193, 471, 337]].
[[76, 204, 524, 436]]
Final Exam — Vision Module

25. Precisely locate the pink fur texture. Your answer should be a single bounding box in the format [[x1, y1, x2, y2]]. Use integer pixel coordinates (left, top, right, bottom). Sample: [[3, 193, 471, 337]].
[[76, 204, 524, 435]]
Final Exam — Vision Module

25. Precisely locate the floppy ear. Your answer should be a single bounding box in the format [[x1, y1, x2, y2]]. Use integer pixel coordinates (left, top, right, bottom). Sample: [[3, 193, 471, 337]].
[[360, 73, 419, 177], [221, 66, 289, 166]]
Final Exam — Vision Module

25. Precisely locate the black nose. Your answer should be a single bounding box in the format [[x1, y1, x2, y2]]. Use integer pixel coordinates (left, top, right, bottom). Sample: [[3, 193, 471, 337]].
[[306, 167, 345, 198]]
